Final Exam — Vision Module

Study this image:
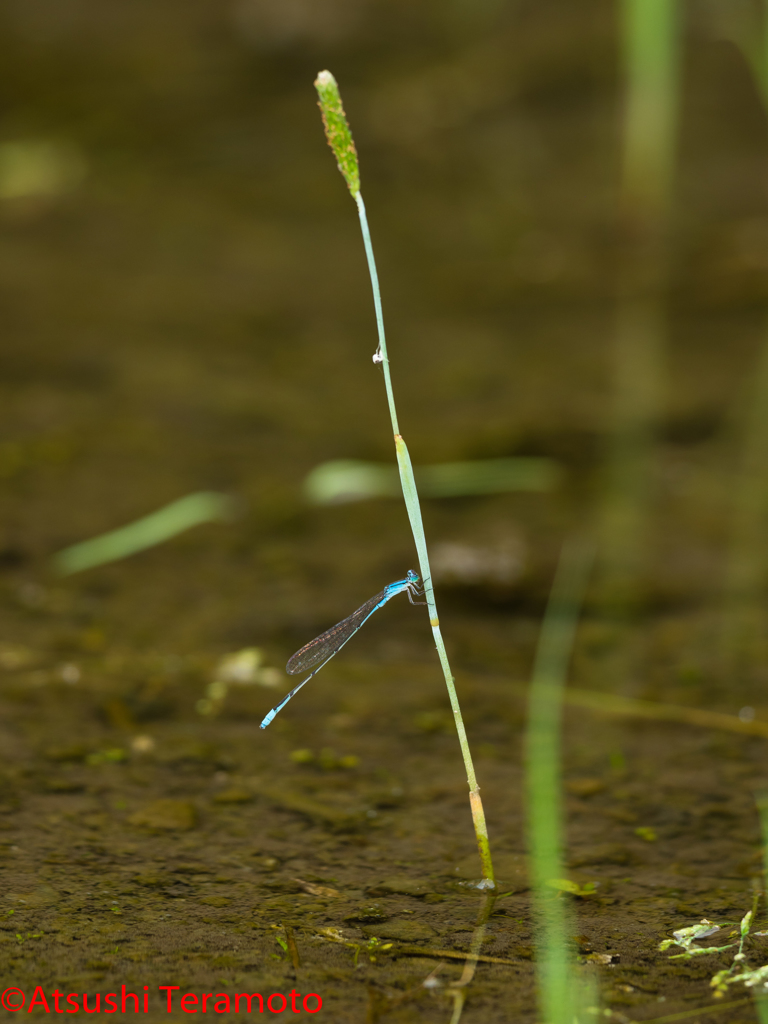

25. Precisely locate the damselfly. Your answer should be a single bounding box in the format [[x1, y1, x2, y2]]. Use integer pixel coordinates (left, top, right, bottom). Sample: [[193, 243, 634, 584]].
[[260, 569, 423, 729]]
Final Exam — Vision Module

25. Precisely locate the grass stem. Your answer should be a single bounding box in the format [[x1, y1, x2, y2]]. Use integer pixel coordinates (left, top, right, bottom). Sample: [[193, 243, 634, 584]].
[[315, 71, 493, 884], [597, 0, 680, 616], [526, 539, 594, 1024]]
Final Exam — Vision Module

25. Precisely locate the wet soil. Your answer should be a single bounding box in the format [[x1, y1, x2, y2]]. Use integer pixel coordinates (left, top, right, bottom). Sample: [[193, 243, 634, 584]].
[[2, 1, 768, 1021]]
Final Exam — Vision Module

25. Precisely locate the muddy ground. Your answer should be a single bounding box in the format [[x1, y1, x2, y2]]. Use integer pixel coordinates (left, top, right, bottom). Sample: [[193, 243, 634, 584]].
[[3, 1, 768, 1021]]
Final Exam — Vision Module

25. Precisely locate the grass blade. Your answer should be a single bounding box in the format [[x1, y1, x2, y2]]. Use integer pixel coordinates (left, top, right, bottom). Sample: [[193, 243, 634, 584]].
[[526, 538, 595, 1024], [53, 492, 236, 575], [315, 72, 494, 884]]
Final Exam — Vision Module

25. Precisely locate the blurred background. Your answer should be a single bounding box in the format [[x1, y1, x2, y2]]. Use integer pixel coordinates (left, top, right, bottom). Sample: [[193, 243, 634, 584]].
[[5, 0, 768, 1015], [1, 0, 767, 694]]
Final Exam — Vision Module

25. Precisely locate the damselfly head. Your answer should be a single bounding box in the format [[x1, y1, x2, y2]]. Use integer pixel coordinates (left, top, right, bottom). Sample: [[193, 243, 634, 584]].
[[406, 569, 419, 585]]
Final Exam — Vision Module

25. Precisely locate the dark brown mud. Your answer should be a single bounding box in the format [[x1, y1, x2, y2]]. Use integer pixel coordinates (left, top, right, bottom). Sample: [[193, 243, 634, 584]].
[[2, 1, 768, 1021]]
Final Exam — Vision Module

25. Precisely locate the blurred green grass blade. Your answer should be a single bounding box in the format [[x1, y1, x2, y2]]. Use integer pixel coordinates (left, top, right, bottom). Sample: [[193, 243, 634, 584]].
[[598, 0, 680, 616], [304, 460, 399, 503], [304, 457, 561, 504], [53, 491, 237, 575], [526, 538, 594, 1024], [622, 0, 681, 211], [420, 457, 560, 497]]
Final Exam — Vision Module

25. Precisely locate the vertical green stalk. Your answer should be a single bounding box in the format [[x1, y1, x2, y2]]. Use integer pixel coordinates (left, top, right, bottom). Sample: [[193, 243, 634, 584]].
[[526, 539, 594, 1024], [314, 71, 494, 884], [598, 0, 680, 615], [621, 0, 680, 217]]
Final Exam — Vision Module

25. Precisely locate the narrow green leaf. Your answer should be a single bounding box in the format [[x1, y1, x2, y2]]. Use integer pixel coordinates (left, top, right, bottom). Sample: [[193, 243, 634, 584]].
[[303, 456, 560, 504], [53, 491, 237, 575], [394, 436, 433, 610]]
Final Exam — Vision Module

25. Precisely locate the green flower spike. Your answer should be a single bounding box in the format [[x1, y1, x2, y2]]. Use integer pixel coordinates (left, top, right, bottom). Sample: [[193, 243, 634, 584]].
[[314, 70, 360, 197]]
